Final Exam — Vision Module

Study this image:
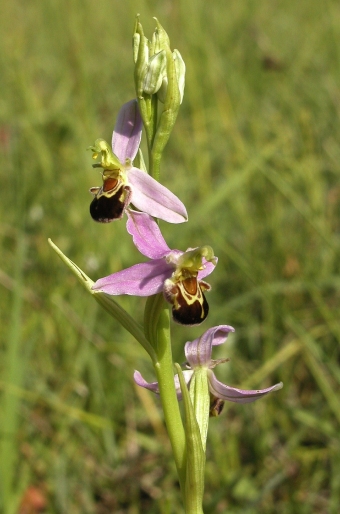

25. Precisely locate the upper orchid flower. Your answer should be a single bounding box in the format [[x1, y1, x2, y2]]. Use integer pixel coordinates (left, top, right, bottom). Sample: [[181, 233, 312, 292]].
[[134, 325, 283, 409], [88, 99, 187, 224], [92, 210, 217, 325]]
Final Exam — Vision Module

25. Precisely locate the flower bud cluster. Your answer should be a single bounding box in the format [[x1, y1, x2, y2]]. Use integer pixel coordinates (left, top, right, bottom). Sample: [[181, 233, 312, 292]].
[[133, 17, 185, 104]]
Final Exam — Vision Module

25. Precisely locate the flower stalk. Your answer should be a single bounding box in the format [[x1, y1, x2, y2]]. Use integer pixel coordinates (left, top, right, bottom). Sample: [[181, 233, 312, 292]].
[[152, 303, 187, 489]]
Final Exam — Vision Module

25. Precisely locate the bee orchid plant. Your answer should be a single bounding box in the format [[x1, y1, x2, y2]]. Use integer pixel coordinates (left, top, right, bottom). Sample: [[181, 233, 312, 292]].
[[49, 16, 282, 514]]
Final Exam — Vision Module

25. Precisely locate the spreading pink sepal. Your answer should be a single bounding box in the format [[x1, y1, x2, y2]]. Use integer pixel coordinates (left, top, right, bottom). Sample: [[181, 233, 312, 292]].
[[92, 259, 171, 296], [112, 100, 142, 162], [207, 373, 283, 404], [129, 167, 188, 224], [134, 325, 283, 406], [126, 210, 171, 259]]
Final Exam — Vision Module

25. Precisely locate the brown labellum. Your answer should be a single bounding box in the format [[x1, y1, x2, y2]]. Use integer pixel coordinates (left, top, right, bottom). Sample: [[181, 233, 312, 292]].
[[164, 276, 211, 325], [89, 177, 131, 223]]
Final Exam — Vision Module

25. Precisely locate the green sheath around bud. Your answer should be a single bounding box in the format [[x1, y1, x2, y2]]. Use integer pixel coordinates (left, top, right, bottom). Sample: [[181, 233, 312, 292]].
[[132, 32, 140, 64], [157, 50, 186, 104], [133, 17, 150, 98], [173, 50, 186, 104]]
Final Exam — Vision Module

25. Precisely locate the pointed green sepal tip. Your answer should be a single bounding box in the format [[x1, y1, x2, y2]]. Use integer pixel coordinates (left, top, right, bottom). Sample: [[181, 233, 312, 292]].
[[152, 18, 171, 52], [133, 14, 144, 37], [133, 16, 150, 98], [48, 238, 94, 292], [132, 14, 143, 63]]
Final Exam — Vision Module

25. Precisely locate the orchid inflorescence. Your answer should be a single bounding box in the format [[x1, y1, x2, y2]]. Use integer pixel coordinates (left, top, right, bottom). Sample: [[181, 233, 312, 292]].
[[50, 16, 282, 513]]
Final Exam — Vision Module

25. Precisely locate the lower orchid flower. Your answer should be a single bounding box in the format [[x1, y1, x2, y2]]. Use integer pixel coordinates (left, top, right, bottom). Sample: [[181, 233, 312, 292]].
[[92, 210, 217, 325], [89, 99, 187, 224], [134, 325, 283, 406]]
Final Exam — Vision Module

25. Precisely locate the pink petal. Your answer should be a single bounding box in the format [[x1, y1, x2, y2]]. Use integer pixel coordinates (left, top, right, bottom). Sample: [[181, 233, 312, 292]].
[[208, 372, 283, 404], [126, 210, 171, 259], [185, 325, 235, 367], [134, 370, 160, 393], [92, 259, 171, 296], [112, 100, 142, 162], [128, 167, 188, 223]]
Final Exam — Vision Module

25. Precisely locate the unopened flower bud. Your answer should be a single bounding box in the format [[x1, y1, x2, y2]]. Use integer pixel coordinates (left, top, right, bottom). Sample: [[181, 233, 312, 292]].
[[133, 17, 150, 98], [132, 32, 141, 64], [143, 50, 167, 95], [156, 49, 186, 104], [173, 50, 186, 104], [133, 16, 185, 105]]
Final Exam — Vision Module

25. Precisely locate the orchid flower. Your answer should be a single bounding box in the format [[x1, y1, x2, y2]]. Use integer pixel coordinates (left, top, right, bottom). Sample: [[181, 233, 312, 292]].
[[134, 325, 283, 408], [89, 99, 187, 224], [92, 210, 217, 325]]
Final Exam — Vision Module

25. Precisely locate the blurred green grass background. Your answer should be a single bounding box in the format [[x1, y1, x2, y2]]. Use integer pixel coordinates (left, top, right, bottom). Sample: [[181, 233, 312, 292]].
[[1, 0, 340, 512]]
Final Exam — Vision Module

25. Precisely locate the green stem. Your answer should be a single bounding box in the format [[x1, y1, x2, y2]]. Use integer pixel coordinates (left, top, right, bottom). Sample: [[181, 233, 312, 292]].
[[152, 302, 186, 489]]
